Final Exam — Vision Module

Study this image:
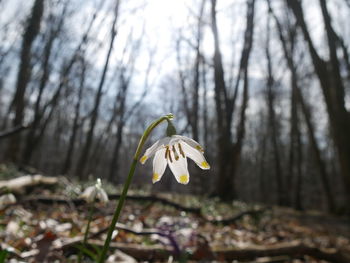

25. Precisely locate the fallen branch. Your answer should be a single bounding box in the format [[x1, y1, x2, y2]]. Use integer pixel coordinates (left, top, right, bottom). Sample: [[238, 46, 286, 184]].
[[109, 194, 202, 214], [57, 223, 175, 251], [0, 175, 58, 195], [23, 194, 201, 214], [21, 194, 263, 225], [208, 209, 264, 225], [61, 240, 350, 262], [213, 242, 350, 263]]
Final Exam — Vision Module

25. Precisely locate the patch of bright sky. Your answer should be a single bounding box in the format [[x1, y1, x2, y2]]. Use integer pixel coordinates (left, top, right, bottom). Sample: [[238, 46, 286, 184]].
[[1, 0, 343, 116], [0, 0, 31, 48]]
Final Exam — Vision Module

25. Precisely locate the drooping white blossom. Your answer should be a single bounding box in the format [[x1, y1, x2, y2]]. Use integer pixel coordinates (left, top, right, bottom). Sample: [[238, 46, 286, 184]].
[[81, 178, 109, 204], [140, 135, 210, 184]]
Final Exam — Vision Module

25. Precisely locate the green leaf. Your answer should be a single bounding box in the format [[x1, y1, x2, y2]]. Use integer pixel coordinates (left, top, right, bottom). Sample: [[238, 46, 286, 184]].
[[0, 250, 8, 263]]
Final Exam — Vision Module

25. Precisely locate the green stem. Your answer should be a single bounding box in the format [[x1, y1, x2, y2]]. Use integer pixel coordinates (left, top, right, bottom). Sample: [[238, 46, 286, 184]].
[[97, 114, 174, 263], [78, 198, 95, 263]]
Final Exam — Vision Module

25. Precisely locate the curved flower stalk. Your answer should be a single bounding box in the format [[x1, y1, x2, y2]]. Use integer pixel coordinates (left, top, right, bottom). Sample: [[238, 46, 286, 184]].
[[140, 135, 210, 184], [79, 179, 108, 263], [98, 114, 174, 263], [98, 114, 209, 262]]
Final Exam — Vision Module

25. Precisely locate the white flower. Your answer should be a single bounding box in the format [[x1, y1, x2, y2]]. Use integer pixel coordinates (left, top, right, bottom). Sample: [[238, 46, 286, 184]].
[[140, 135, 210, 184], [0, 193, 16, 209], [81, 178, 109, 204]]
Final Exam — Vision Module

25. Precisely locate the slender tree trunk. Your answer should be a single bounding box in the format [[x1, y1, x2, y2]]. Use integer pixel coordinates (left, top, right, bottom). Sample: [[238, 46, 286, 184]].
[[258, 119, 267, 202], [6, 0, 44, 162], [287, 72, 297, 205], [294, 123, 303, 210], [108, 71, 129, 182], [211, 0, 233, 199], [286, 0, 350, 207], [76, 0, 120, 179], [297, 89, 335, 211], [19, 2, 100, 165], [22, 9, 66, 165], [87, 89, 120, 175], [269, 0, 336, 211], [191, 0, 205, 142], [201, 61, 209, 151], [212, 0, 255, 200], [61, 59, 86, 175], [265, 13, 285, 205], [108, 117, 125, 183]]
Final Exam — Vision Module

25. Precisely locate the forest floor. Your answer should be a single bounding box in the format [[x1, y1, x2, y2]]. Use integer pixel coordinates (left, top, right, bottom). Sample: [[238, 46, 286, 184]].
[[0, 169, 349, 262]]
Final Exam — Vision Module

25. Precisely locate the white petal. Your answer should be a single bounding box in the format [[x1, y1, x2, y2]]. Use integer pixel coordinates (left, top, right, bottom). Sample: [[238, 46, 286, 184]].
[[152, 147, 168, 183], [97, 189, 109, 204], [140, 137, 168, 164], [95, 178, 102, 189], [167, 154, 190, 184], [180, 141, 210, 170], [81, 186, 97, 203], [173, 135, 204, 152]]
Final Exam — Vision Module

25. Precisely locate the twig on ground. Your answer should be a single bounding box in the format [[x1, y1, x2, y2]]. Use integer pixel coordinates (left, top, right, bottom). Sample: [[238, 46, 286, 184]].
[[21, 194, 263, 225]]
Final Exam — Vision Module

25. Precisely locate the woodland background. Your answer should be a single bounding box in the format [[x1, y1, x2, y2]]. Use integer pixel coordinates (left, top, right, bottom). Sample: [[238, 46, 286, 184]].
[[2, 0, 350, 261], [0, 0, 350, 214]]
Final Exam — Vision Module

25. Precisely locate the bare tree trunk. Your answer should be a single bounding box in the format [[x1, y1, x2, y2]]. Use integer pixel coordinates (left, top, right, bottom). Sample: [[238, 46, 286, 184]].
[[211, 0, 233, 200], [294, 124, 303, 210], [61, 58, 86, 175], [108, 72, 129, 182], [175, 0, 205, 142], [265, 15, 285, 206], [6, 0, 44, 162], [201, 61, 209, 150], [288, 69, 297, 205], [22, 7, 66, 165], [191, 0, 206, 141], [286, 0, 350, 207], [211, 0, 255, 200], [76, 0, 120, 179], [297, 90, 336, 211], [88, 85, 120, 174], [269, 0, 336, 211], [258, 118, 267, 202], [19, 2, 101, 165], [90, 34, 147, 179]]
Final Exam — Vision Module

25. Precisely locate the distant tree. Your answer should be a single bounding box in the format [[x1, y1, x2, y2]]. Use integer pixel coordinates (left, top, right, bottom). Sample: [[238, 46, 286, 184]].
[[176, 0, 206, 142], [61, 56, 86, 175], [264, 13, 286, 205], [211, 0, 256, 200], [76, 0, 120, 179], [286, 0, 350, 206], [21, 2, 67, 165], [269, 0, 336, 211], [6, 0, 45, 162]]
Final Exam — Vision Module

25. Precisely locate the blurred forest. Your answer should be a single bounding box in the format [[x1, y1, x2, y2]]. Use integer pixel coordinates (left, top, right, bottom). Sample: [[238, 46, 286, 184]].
[[0, 0, 350, 214], [2, 0, 350, 262]]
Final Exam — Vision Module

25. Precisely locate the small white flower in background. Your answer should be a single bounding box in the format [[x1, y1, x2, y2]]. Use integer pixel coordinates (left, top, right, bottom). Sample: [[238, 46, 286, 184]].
[[140, 135, 210, 184], [0, 193, 16, 209], [81, 178, 109, 204]]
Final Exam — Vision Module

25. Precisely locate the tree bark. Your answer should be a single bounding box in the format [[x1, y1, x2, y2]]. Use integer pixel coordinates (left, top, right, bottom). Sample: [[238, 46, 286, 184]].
[[265, 14, 285, 205], [108, 71, 129, 182], [286, 0, 350, 206], [269, 0, 335, 211], [211, 0, 255, 200], [22, 6, 66, 165], [61, 58, 86, 175], [76, 0, 120, 179], [6, 0, 44, 162]]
